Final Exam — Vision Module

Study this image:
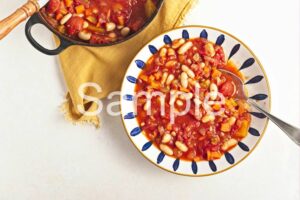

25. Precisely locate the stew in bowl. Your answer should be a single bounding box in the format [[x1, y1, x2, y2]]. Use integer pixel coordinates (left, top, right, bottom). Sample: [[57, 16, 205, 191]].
[[134, 37, 251, 161], [121, 26, 271, 176]]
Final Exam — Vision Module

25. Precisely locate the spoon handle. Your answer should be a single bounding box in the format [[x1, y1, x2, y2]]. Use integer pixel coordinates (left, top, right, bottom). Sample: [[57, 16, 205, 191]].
[[248, 99, 300, 146]]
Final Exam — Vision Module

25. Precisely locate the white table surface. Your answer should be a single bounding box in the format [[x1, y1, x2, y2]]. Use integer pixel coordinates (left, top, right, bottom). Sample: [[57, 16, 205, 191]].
[[0, 0, 299, 199]]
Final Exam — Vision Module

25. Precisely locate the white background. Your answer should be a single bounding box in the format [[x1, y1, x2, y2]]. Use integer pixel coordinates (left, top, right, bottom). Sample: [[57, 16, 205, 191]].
[[0, 0, 299, 199]]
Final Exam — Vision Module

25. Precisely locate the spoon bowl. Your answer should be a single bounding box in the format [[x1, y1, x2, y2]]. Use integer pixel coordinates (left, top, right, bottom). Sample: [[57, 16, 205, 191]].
[[219, 68, 300, 146], [218, 68, 248, 101]]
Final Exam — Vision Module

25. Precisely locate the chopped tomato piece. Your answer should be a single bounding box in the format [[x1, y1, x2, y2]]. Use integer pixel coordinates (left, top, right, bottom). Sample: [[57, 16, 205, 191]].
[[65, 16, 84, 35], [47, 0, 61, 14], [220, 81, 236, 97]]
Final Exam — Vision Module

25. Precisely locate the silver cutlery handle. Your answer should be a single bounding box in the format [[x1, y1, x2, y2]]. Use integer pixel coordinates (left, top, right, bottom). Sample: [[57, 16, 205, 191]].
[[248, 99, 300, 146]]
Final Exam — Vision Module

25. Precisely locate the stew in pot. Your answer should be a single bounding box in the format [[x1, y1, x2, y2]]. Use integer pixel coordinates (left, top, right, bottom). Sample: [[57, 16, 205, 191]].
[[42, 0, 159, 44]]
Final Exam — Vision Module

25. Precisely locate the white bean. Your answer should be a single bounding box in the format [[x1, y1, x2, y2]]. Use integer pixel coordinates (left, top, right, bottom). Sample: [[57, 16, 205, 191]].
[[78, 31, 92, 41], [166, 74, 174, 85], [221, 139, 238, 151], [60, 13, 72, 25], [165, 60, 177, 67], [181, 65, 195, 78], [175, 141, 188, 152], [178, 41, 193, 54], [92, 8, 99, 14], [180, 72, 188, 88], [193, 53, 201, 62], [172, 39, 185, 49], [205, 43, 216, 57], [228, 117, 237, 126], [200, 62, 206, 68], [176, 100, 184, 106], [160, 48, 167, 57], [106, 22, 116, 32], [161, 72, 168, 85], [117, 25, 124, 29], [108, 32, 117, 38], [160, 144, 173, 155], [83, 21, 89, 29], [73, 13, 84, 17], [181, 65, 189, 72], [121, 27, 130, 36], [210, 83, 218, 91], [202, 114, 215, 123], [171, 131, 177, 137], [210, 83, 218, 100], [167, 48, 176, 56], [143, 101, 151, 111], [186, 70, 195, 78], [162, 133, 172, 143]]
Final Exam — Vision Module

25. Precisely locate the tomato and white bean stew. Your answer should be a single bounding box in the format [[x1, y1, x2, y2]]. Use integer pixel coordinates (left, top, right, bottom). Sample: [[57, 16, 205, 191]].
[[42, 0, 159, 44], [135, 37, 251, 161]]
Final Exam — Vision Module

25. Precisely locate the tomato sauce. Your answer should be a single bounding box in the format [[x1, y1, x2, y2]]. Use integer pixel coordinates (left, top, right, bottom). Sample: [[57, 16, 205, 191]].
[[135, 37, 251, 161], [42, 0, 159, 44]]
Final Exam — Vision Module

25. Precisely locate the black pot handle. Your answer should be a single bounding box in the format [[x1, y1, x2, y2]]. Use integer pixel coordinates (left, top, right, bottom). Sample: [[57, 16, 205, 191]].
[[25, 13, 73, 56]]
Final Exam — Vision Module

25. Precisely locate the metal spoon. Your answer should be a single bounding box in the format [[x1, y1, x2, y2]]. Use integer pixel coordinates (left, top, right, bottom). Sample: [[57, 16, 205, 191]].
[[219, 69, 300, 146]]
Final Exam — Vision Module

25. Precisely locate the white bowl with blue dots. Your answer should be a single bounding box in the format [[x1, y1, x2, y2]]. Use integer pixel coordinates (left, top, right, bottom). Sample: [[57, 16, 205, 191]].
[[120, 26, 271, 176]]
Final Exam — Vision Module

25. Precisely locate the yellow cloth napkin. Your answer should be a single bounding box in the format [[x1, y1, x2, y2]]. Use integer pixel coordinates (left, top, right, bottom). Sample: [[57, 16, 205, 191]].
[[58, 0, 198, 127]]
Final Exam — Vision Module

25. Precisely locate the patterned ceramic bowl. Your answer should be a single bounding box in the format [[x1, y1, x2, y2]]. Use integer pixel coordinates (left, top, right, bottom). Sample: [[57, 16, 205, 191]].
[[120, 26, 271, 176]]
